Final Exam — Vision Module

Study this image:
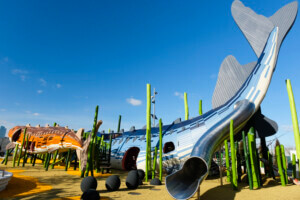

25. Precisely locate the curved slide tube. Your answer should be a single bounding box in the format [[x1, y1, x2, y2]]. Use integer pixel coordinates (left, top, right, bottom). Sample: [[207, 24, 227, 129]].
[[166, 100, 255, 199]]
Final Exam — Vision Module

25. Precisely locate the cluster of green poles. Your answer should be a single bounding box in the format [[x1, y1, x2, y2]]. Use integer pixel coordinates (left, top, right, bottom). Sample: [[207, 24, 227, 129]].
[[82, 105, 114, 177], [224, 123, 265, 190], [220, 79, 300, 190], [223, 122, 293, 189]]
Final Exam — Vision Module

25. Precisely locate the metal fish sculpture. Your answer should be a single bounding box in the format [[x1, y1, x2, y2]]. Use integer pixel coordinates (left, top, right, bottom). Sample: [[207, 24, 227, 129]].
[[104, 1, 297, 200], [7, 125, 84, 153], [165, 1, 298, 199]]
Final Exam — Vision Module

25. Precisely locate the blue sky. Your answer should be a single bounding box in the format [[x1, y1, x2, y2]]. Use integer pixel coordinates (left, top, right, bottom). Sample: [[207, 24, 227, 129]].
[[0, 0, 300, 148]]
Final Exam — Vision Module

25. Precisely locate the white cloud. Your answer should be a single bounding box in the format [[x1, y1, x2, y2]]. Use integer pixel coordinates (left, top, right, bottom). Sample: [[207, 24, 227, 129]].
[[126, 97, 142, 106], [25, 110, 40, 116], [174, 91, 184, 99], [0, 109, 6, 112], [12, 69, 28, 75], [56, 83, 62, 88], [12, 69, 28, 81], [280, 124, 300, 132], [39, 78, 47, 86], [37, 90, 43, 94]]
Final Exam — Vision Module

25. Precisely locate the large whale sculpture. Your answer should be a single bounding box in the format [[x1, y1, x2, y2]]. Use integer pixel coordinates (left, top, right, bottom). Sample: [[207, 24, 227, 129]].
[[165, 0, 298, 199], [100, 0, 298, 199]]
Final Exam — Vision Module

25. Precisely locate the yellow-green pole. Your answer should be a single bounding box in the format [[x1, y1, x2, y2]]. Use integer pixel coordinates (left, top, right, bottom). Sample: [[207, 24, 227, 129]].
[[242, 131, 253, 189], [224, 140, 231, 182], [12, 144, 19, 167], [145, 84, 151, 182], [248, 128, 259, 189], [51, 150, 58, 169], [276, 146, 286, 186], [286, 79, 300, 160], [199, 100, 202, 116], [280, 145, 288, 184], [292, 154, 296, 178], [184, 92, 189, 120], [230, 120, 237, 190], [159, 119, 163, 182], [22, 134, 29, 167], [84, 105, 98, 177], [17, 128, 27, 166]]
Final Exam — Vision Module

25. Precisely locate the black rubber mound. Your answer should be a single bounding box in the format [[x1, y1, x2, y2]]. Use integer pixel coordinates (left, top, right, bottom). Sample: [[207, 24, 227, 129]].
[[81, 189, 100, 200], [139, 179, 143, 185], [81, 176, 98, 193], [126, 170, 139, 189], [105, 175, 121, 191], [137, 169, 145, 180], [150, 178, 162, 185]]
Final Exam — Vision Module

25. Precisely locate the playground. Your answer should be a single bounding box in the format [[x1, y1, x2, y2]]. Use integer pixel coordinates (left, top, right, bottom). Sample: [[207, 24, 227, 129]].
[[1, 161, 300, 200], [1, 0, 300, 199]]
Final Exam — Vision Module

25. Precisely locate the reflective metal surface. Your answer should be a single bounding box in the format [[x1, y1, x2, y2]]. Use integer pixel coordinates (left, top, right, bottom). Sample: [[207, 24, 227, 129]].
[[166, 100, 255, 199]]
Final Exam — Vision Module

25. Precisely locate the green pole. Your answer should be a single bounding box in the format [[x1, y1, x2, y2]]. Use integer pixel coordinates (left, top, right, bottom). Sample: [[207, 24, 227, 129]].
[[91, 106, 99, 176], [276, 146, 286, 186], [159, 119, 163, 182], [65, 149, 71, 171], [224, 140, 231, 182], [45, 153, 51, 171], [229, 120, 237, 190], [242, 131, 253, 190], [68, 151, 72, 169], [85, 105, 99, 177], [199, 100, 203, 116], [255, 147, 262, 187], [17, 128, 27, 167], [280, 145, 288, 184], [152, 147, 158, 179], [117, 115, 121, 133], [101, 135, 104, 147], [22, 134, 29, 167], [51, 150, 59, 169], [184, 92, 189, 120], [12, 144, 19, 167], [32, 154, 37, 166], [292, 154, 296, 178], [108, 131, 112, 165], [248, 128, 259, 189], [145, 83, 151, 182], [44, 153, 49, 168], [4, 149, 10, 165], [286, 79, 300, 160]]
